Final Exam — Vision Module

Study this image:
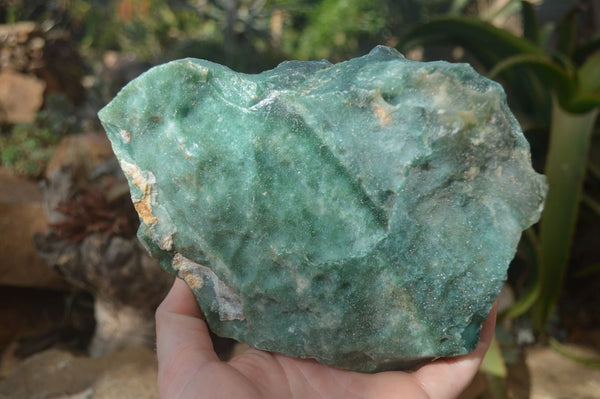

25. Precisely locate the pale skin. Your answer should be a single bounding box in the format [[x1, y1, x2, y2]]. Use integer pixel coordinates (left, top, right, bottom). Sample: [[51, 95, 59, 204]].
[[156, 278, 497, 399]]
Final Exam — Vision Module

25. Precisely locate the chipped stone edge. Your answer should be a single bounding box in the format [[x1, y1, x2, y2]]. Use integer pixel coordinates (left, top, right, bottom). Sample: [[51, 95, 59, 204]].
[[119, 159, 159, 225], [172, 253, 245, 321], [119, 159, 177, 252]]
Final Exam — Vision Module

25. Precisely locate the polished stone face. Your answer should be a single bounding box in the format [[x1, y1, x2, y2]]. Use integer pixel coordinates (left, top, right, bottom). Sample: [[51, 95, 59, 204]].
[[99, 46, 546, 372]]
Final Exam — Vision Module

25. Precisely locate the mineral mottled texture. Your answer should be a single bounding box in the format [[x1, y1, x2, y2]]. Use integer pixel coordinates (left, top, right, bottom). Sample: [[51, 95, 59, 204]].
[[98, 46, 547, 372]]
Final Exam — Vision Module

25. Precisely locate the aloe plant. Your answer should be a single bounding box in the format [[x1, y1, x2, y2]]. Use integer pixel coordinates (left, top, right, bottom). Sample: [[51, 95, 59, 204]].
[[399, 1, 600, 333]]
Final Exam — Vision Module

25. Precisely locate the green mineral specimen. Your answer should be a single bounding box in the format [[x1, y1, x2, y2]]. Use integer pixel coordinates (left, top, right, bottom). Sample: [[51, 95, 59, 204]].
[[98, 46, 546, 372]]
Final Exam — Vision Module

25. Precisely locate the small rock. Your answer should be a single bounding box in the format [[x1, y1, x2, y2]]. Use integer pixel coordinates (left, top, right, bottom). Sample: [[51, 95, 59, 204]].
[[0, 168, 67, 289], [43, 132, 116, 225], [88, 299, 158, 358], [45, 133, 115, 182], [0, 347, 159, 399], [0, 69, 45, 123], [34, 133, 173, 357], [0, 22, 85, 102]]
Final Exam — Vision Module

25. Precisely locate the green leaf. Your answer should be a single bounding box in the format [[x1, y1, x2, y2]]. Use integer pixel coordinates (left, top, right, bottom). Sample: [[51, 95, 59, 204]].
[[485, 375, 510, 399], [488, 54, 575, 109], [481, 0, 521, 22], [399, 16, 542, 70], [397, 16, 554, 115], [1, 146, 21, 166], [555, 8, 577, 58], [577, 53, 600, 95], [574, 263, 600, 278], [505, 282, 540, 318], [581, 194, 600, 217], [533, 102, 599, 331], [574, 35, 600, 65], [480, 336, 507, 378], [569, 52, 600, 111], [521, 0, 539, 45], [549, 338, 600, 368], [505, 229, 541, 318], [568, 94, 600, 113], [449, 0, 471, 15]]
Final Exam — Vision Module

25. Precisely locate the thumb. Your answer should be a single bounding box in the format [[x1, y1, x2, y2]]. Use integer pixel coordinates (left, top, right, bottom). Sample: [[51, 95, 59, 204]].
[[156, 278, 220, 395], [410, 301, 498, 399]]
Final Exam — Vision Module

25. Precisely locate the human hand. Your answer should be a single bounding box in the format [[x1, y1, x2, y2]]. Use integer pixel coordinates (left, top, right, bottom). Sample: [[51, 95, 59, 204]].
[[156, 278, 497, 399]]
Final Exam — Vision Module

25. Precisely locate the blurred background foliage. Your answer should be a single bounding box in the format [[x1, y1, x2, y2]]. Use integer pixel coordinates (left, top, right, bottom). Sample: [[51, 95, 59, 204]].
[[0, 0, 542, 69], [0, 0, 598, 395]]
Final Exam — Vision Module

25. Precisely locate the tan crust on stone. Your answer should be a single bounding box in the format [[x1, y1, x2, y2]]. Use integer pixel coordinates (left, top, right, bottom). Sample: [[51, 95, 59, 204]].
[[119, 160, 159, 225], [371, 90, 395, 127], [178, 269, 203, 289], [120, 129, 131, 143], [172, 253, 245, 321], [133, 201, 158, 225]]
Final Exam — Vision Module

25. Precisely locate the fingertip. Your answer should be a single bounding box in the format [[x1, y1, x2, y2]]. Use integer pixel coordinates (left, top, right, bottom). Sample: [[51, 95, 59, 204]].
[[157, 277, 205, 319]]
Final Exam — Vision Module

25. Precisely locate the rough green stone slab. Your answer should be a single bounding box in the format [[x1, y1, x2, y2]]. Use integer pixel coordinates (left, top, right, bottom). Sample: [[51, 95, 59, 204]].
[[98, 46, 547, 372]]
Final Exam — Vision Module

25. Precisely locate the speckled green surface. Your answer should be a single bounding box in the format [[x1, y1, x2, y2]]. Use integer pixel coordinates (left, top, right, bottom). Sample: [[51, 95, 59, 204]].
[[99, 46, 546, 372]]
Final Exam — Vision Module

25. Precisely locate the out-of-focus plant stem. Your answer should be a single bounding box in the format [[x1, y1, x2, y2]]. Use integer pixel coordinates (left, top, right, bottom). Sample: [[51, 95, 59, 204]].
[[533, 99, 598, 332]]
